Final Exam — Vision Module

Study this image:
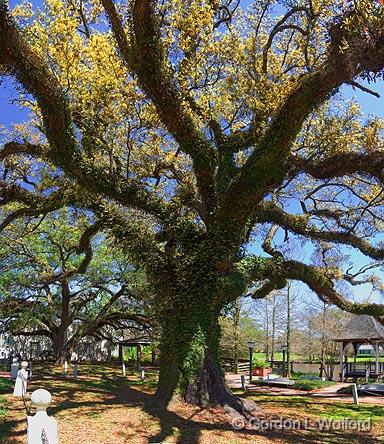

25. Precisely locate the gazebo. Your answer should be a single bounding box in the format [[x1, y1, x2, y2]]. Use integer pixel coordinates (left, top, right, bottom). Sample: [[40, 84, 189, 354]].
[[117, 336, 154, 368], [334, 315, 384, 382]]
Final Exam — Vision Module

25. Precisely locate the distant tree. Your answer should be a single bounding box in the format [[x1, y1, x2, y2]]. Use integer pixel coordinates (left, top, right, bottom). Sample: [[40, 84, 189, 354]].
[[0, 209, 151, 361], [220, 298, 264, 367], [253, 292, 287, 362], [285, 284, 296, 377], [307, 305, 352, 380]]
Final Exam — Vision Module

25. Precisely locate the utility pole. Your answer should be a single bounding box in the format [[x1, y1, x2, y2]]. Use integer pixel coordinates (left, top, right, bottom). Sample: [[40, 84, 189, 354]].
[[271, 295, 276, 367], [286, 284, 292, 378], [265, 300, 270, 362], [233, 299, 241, 374]]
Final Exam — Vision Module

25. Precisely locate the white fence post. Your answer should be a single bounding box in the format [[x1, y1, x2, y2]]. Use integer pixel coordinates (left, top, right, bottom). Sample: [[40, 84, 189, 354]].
[[27, 389, 58, 444], [11, 358, 19, 379], [63, 360, 68, 376], [352, 383, 359, 405], [122, 360, 126, 377], [140, 366, 145, 381], [29, 361, 33, 379], [13, 361, 28, 397]]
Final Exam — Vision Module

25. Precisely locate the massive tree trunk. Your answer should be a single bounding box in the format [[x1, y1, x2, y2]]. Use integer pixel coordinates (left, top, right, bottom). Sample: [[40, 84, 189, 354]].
[[52, 279, 71, 363], [155, 291, 258, 417], [152, 236, 259, 416], [52, 332, 68, 364]]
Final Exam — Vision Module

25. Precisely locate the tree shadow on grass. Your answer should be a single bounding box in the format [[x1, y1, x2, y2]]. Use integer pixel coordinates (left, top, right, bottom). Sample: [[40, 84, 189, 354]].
[[0, 417, 25, 443], [115, 385, 382, 444], [0, 400, 27, 444], [15, 373, 383, 444], [44, 378, 380, 444]]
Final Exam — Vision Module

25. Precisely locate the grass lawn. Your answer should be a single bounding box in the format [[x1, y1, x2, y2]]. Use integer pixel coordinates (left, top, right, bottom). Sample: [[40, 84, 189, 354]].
[[347, 357, 384, 362], [0, 396, 7, 422], [252, 352, 384, 364], [0, 379, 12, 441], [0, 379, 13, 395], [252, 352, 303, 362], [1, 363, 384, 443]]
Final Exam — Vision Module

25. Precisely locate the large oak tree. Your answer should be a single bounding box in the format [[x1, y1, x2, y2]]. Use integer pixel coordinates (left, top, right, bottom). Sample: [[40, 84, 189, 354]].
[[0, 208, 151, 361], [1, 0, 384, 415]]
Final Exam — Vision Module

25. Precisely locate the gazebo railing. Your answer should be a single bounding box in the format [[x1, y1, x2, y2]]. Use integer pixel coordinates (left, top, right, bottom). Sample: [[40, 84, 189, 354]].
[[343, 361, 384, 378]]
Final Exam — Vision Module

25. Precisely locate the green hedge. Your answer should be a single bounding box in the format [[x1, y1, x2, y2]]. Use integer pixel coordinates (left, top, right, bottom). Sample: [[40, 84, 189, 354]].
[[293, 379, 336, 391]]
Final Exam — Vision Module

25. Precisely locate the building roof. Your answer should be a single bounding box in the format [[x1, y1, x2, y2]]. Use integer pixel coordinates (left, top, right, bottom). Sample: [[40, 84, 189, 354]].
[[334, 315, 384, 343], [358, 344, 374, 350], [358, 344, 384, 351]]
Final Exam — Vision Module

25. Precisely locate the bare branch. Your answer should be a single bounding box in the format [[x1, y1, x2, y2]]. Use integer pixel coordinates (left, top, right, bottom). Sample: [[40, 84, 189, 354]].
[[347, 80, 381, 98]]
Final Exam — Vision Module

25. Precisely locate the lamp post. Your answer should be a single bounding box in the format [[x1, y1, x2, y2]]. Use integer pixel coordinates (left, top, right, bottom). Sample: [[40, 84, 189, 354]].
[[248, 340, 255, 383], [281, 344, 287, 377]]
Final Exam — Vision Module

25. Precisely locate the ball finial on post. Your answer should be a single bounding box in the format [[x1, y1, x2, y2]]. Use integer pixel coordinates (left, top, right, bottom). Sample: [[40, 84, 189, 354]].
[[30, 389, 52, 411], [27, 389, 58, 444]]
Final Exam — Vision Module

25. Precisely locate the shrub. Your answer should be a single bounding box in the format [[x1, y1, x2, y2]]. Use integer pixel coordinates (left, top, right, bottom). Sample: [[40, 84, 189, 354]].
[[252, 358, 270, 368]]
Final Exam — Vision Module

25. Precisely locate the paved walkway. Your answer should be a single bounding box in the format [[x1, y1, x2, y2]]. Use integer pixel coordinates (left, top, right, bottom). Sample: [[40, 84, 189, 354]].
[[0, 372, 11, 379], [225, 372, 384, 404]]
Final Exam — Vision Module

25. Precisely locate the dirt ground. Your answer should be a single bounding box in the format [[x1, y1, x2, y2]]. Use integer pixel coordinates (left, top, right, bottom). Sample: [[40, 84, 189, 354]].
[[2, 365, 384, 444]]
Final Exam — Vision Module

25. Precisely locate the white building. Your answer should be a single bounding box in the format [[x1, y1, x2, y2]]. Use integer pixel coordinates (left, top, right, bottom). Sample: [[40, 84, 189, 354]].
[[1, 332, 113, 362]]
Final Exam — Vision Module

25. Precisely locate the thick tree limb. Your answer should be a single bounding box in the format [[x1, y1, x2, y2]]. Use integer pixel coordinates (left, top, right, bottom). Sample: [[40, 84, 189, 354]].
[[95, 285, 127, 319], [0, 2, 78, 170], [0, 4, 169, 220], [129, 0, 217, 217], [284, 259, 384, 319], [12, 329, 52, 338], [41, 221, 101, 284], [218, 9, 384, 245], [0, 142, 46, 160], [218, 67, 347, 237], [0, 181, 76, 232], [261, 224, 282, 258], [0, 207, 39, 232], [100, 0, 133, 66], [256, 201, 384, 260], [240, 254, 384, 320], [291, 151, 384, 182], [249, 277, 287, 299]]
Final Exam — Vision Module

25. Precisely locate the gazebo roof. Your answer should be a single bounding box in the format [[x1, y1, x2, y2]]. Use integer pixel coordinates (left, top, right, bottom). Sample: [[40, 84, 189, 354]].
[[117, 336, 152, 347], [334, 315, 384, 343]]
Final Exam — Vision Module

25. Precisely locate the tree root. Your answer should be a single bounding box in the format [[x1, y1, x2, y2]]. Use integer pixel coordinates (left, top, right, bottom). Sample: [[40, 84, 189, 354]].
[[222, 394, 261, 421]]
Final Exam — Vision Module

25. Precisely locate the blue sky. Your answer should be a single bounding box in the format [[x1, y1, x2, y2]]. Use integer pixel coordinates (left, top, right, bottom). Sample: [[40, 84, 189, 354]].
[[1, 0, 384, 306]]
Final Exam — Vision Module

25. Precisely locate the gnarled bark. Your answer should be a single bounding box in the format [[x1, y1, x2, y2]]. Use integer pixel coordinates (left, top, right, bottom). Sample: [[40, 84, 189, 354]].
[[155, 297, 259, 418]]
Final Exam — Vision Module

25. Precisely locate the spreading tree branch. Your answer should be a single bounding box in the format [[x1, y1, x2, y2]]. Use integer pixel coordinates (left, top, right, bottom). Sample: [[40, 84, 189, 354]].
[[256, 201, 384, 260], [0, 4, 169, 220], [240, 255, 384, 320], [102, 0, 217, 218], [218, 8, 384, 246], [291, 151, 384, 182]]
